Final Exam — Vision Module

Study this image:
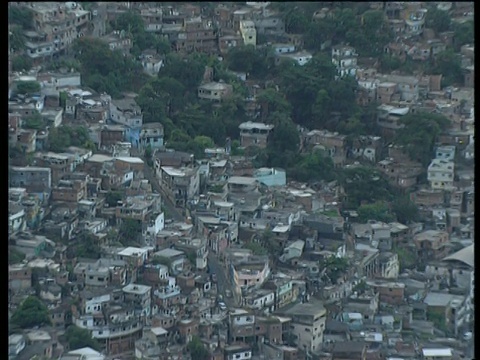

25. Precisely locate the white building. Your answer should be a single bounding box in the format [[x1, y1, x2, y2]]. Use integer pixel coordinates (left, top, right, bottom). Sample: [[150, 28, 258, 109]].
[[428, 159, 455, 190], [332, 45, 358, 78], [435, 145, 456, 161], [239, 20, 256, 47], [276, 50, 313, 66]]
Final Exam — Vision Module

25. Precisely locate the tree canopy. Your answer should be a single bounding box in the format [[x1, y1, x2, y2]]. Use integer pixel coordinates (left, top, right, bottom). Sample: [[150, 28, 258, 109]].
[[339, 166, 394, 209], [48, 125, 92, 152], [425, 6, 451, 34], [65, 325, 101, 351], [72, 37, 148, 98], [394, 112, 451, 166], [187, 336, 209, 360], [16, 81, 41, 95], [8, 5, 34, 30], [10, 296, 51, 329]]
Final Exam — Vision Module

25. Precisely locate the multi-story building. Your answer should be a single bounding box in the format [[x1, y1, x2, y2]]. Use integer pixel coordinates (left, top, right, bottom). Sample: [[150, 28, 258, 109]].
[[100, 30, 132, 55], [140, 7, 163, 33], [174, 17, 217, 54], [263, 277, 299, 311], [435, 145, 456, 161], [230, 255, 270, 291], [9, 263, 32, 292], [197, 81, 233, 102], [16, 2, 92, 63], [404, 7, 427, 37], [376, 104, 410, 138], [277, 300, 327, 353], [332, 45, 358, 78], [413, 230, 449, 260], [34, 152, 75, 185], [159, 165, 200, 208], [304, 129, 347, 167], [428, 159, 455, 191], [228, 309, 256, 343], [239, 122, 274, 148], [9, 166, 52, 193], [153, 284, 182, 309], [74, 303, 143, 356], [123, 283, 152, 317], [380, 74, 420, 102], [109, 98, 143, 145], [239, 20, 256, 47]]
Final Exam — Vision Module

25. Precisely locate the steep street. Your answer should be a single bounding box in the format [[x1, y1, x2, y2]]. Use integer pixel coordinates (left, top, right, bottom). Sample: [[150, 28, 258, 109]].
[[142, 155, 237, 308], [208, 253, 238, 308]]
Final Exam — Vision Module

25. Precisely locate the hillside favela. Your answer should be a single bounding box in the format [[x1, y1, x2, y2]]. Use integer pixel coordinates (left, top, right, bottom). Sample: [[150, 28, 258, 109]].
[[8, 2, 474, 360]]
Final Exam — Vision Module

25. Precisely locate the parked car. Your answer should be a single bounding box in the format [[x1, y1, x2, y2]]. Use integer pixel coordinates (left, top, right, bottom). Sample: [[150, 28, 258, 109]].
[[218, 301, 227, 311], [211, 273, 217, 283], [225, 289, 232, 298]]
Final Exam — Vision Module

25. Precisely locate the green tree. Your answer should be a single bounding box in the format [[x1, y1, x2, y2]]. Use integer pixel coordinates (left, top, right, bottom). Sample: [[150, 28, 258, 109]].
[[428, 49, 464, 87], [339, 166, 393, 209], [357, 202, 395, 223], [256, 88, 292, 120], [261, 230, 282, 257], [321, 256, 349, 284], [284, 6, 310, 34], [8, 5, 34, 30], [24, 111, 46, 130], [394, 112, 451, 166], [11, 55, 33, 72], [105, 191, 124, 207], [72, 37, 147, 97], [289, 150, 336, 183], [9, 248, 26, 265], [75, 232, 103, 259], [379, 54, 402, 73], [10, 296, 51, 329], [311, 89, 331, 127], [9, 25, 26, 52], [452, 20, 474, 51], [119, 219, 142, 246], [187, 336, 209, 360], [392, 196, 419, 224], [48, 127, 71, 152], [16, 81, 41, 95], [358, 10, 394, 57], [193, 135, 215, 151], [425, 6, 451, 34], [396, 247, 417, 271], [65, 325, 101, 351], [304, 19, 336, 51], [244, 242, 268, 256], [151, 256, 172, 268], [160, 53, 207, 90]]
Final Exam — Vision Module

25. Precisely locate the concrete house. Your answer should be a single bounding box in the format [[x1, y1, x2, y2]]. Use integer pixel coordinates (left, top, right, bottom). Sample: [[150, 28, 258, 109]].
[[427, 159, 455, 191], [239, 121, 274, 148], [332, 45, 359, 78], [9, 166, 52, 193], [109, 98, 143, 145], [197, 81, 233, 102], [275, 50, 313, 66], [276, 300, 327, 353], [413, 230, 449, 260], [139, 122, 164, 150], [239, 20, 256, 47]]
